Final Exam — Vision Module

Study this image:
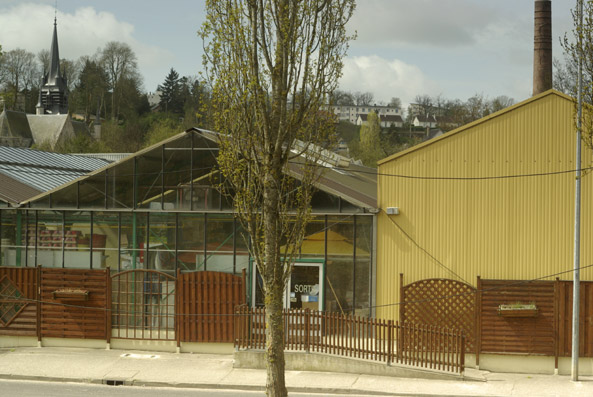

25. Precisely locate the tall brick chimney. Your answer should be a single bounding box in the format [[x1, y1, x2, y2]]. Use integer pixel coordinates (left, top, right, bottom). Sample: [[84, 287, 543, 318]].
[[533, 0, 552, 95]]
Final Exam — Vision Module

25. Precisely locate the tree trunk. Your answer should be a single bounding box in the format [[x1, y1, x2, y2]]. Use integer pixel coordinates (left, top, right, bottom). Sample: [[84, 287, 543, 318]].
[[265, 283, 287, 397], [263, 165, 287, 397]]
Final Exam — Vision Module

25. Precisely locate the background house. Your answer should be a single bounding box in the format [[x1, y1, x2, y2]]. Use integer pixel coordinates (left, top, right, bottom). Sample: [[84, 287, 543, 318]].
[[356, 113, 404, 128], [332, 104, 402, 124], [412, 114, 437, 128], [377, 90, 593, 375]]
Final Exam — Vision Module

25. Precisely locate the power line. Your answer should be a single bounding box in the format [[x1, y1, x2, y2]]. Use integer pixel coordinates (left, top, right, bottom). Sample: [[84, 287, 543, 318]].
[[2, 153, 593, 182]]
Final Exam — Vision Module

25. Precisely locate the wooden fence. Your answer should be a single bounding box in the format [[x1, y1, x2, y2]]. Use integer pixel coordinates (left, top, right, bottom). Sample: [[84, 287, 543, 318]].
[[177, 269, 246, 343], [401, 275, 593, 369], [234, 307, 466, 374], [0, 266, 246, 344], [40, 267, 109, 340], [401, 276, 475, 352]]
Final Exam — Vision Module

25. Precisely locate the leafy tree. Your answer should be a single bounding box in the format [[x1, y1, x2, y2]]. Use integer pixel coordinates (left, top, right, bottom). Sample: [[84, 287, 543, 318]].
[[144, 117, 180, 146], [200, 0, 355, 395], [356, 111, 384, 166], [561, 1, 593, 151], [178, 75, 212, 129], [158, 68, 183, 114], [70, 57, 110, 121]]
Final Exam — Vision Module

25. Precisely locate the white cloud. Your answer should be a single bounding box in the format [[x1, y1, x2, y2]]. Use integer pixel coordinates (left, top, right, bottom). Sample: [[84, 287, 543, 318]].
[[339, 55, 439, 108], [0, 3, 172, 91], [349, 0, 500, 48]]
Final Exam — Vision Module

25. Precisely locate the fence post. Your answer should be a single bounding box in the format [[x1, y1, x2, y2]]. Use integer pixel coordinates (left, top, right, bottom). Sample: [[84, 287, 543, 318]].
[[106, 268, 111, 348], [475, 275, 481, 368], [176, 269, 181, 352], [36, 266, 42, 347], [554, 277, 559, 373], [305, 309, 310, 353], [387, 320, 393, 365], [460, 331, 465, 375]]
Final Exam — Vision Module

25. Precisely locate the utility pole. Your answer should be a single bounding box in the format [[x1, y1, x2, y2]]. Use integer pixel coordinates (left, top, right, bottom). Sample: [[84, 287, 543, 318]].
[[572, 0, 584, 383]]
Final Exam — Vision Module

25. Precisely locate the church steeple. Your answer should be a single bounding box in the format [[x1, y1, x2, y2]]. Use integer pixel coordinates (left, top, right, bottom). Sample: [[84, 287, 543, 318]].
[[36, 15, 68, 115], [47, 17, 61, 86]]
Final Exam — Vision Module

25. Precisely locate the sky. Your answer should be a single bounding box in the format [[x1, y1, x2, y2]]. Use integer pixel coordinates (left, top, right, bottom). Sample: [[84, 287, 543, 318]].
[[0, 0, 576, 109]]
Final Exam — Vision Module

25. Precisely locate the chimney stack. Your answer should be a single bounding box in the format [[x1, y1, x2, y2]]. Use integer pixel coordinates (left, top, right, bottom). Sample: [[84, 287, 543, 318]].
[[533, 0, 552, 95]]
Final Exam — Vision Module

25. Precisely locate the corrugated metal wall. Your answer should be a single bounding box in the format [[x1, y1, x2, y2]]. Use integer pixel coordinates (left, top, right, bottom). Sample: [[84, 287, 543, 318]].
[[377, 91, 593, 320]]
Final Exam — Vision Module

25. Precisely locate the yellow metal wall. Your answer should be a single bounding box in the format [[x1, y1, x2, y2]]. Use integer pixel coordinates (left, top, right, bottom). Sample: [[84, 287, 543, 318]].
[[377, 91, 593, 320]]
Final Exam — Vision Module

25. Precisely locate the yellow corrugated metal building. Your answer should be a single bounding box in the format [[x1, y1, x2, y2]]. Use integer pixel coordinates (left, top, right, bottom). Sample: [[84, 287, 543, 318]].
[[377, 89, 593, 321]]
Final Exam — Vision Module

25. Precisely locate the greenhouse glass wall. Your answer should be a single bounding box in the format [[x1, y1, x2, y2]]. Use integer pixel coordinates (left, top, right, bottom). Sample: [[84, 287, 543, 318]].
[[0, 129, 377, 316]]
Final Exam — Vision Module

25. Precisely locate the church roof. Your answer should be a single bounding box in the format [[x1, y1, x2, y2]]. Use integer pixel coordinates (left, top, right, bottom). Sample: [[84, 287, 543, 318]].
[[27, 114, 69, 147], [0, 109, 34, 147]]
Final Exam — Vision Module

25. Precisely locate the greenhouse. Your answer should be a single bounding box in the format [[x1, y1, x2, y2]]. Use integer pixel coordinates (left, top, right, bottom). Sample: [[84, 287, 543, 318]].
[[0, 128, 378, 341]]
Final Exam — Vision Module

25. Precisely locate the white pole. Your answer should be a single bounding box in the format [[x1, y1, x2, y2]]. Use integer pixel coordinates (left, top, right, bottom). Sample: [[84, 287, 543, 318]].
[[572, 0, 584, 382]]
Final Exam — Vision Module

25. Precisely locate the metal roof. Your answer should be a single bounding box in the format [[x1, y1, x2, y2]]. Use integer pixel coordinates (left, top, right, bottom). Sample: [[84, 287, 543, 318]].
[[0, 146, 109, 203], [21, 128, 377, 211]]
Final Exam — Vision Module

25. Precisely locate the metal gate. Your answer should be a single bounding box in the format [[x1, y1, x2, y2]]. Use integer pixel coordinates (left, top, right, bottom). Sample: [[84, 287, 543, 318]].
[[111, 270, 176, 340]]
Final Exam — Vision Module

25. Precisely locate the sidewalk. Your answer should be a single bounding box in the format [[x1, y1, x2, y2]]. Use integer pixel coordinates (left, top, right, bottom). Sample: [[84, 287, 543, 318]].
[[0, 347, 592, 396]]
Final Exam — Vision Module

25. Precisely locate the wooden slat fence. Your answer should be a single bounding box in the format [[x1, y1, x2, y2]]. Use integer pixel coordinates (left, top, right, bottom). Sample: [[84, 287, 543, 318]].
[[556, 280, 593, 358], [480, 280, 555, 355], [40, 267, 109, 339], [177, 269, 246, 343], [234, 307, 465, 374]]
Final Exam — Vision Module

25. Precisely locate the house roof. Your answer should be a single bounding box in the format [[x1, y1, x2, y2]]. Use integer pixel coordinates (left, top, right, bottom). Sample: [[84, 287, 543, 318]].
[[414, 115, 437, 123], [0, 146, 109, 203], [0, 109, 34, 146], [382, 115, 403, 123], [379, 89, 572, 165]]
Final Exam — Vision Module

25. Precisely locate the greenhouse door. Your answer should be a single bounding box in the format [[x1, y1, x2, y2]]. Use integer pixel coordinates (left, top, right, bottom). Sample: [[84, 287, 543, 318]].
[[251, 261, 324, 311], [285, 262, 323, 311]]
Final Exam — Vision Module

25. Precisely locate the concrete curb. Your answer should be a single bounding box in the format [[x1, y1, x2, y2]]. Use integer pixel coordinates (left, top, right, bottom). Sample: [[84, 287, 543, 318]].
[[0, 373, 490, 397]]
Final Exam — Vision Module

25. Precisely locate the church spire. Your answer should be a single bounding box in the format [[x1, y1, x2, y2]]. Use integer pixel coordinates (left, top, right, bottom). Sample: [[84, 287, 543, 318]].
[[47, 17, 61, 86], [37, 13, 69, 115]]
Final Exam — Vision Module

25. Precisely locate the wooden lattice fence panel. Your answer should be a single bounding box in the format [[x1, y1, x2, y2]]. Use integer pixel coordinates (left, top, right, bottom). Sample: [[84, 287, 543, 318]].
[[401, 277, 475, 352]]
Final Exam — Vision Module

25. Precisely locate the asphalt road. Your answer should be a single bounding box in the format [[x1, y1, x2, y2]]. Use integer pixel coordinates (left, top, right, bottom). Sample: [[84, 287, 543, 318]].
[[0, 379, 374, 397]]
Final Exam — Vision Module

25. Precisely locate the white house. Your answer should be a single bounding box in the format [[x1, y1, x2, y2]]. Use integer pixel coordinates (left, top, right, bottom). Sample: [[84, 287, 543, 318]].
[[413, 114, 437, 128], [357, 114, 404, 128], [331, 104, 402, 124]]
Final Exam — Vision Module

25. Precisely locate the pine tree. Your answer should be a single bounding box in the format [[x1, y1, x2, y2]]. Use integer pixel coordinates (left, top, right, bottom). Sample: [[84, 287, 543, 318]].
[[158, 68, 182, 114]]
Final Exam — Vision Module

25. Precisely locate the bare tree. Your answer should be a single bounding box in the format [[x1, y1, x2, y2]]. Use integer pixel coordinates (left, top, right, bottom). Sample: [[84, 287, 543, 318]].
[[0, 48, 37, 110], [200, 0, 355, 395], [354, 91, 374, 106], [388, 97, 402, 109], [100, 41, 139, 120]]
